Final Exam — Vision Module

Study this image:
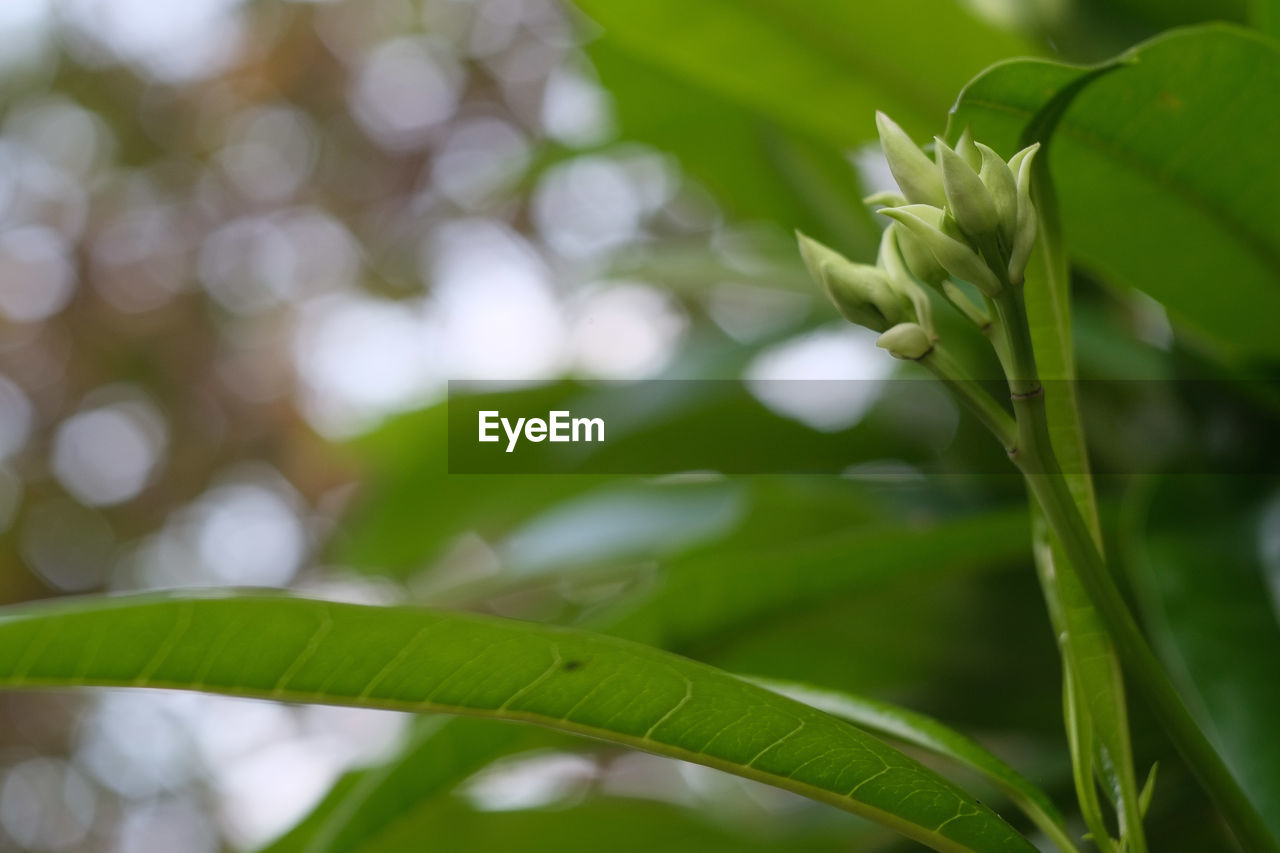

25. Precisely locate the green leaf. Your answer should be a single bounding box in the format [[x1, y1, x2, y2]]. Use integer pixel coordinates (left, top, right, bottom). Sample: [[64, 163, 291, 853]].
[[949, 54, 1147, 848], [336, 380, 962, 577], [352, 796, 870, 853], [0, 594, 1038, 853], [573, 0, 1033, 145], [949, 25, 1280, 363], [280, 506, 1035, 850], [1256, 0, 1280, 36], [262, 718, 537, 853], [751, 677, 1080, 853], [589, 42, 879, 256], [1123, 476, 1280, 841], [604, 507, 1031, 650]]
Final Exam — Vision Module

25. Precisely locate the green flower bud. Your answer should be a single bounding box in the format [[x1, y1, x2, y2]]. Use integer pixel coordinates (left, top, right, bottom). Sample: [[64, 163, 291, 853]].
[[878, 226, 932, 333], [955, 126, 982, 171], [941, 280, 992, 329], [976, 142, 1018, 247], [875, 112, 945, 207], [893, 222, 948, 287], [1006, 144, 1035, 178], [879, 204, 1003, 297], [796, 232, 905, 332], [937, 138, 1000, 242], [1008, 143, 1041, 284], [877, 322, 934, 360], [863, 190, 907, 208]]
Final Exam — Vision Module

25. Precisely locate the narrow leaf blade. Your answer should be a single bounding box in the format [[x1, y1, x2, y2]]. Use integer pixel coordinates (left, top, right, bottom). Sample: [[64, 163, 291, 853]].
[[0, 594, 1037, 853]]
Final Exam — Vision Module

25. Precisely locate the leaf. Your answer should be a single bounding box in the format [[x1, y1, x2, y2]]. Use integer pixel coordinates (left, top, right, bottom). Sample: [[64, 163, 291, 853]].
[[262, 718, 536, 853], [949, 25, 1280, 363], [572, 0, 1032, 143], [1256, 0, 1280, 36], [279, 506, 1036, 850], [604, 507, 1031, 651], [0, 594, 1038, 853], [949, 54, 1147, 847], [1051, 0, 1250, 60], [1123, 476, 1280, 841], [353, 796, 871, 853], [336, 380, 962, 577], [589, 43, 879, 257], [750, 678, 1080, 853]]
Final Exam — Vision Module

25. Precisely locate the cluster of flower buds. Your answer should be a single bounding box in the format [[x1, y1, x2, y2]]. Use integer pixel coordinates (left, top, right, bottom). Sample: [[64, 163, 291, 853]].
[[799, 112, 1042, 359]]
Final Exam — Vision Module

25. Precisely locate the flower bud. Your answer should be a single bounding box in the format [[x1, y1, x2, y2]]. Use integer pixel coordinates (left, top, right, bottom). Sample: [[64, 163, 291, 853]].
[[955, 126, 982, 171], [879, 204, 1002, 297], [875, 112, 945, 207], [796, 232, 905, 332], [877, 322, 934, 360], [1008, 143, 1041, 284], [937, 138, 1000, 243], [879, 226, 932, 333], [893, 222, 948, 287], [863, 190, 907, 208], [976, 142, 1018, 247]]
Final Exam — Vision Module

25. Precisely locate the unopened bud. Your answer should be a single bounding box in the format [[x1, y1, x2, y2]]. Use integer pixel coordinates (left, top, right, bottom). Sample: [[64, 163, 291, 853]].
[[1008, 143, 1041, 284], [880, 205, 1002, 297], [877, 322, 934, 360], [976, 142, 1018, 247], [876, 112, 945, 207], [796, 232, 904, 332], [955, 126, 982, 171], [937, 138, 1000, 242], [863, 190, 907, 208], [879, 226, 931, 332], [894, 223, 948, 286]]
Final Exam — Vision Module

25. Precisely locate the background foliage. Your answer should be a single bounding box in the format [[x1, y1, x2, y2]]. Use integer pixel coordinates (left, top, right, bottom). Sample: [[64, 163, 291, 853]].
[[0, 0, 1276, 851]]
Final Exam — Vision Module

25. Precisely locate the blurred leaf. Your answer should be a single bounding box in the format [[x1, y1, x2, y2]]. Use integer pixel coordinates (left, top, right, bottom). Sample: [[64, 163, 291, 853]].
[[589, 45, 878, 257], [0, 595, 1039, 853], [752, 677, 1079, 853], [335, 380, 961, 577], [263, 717, 537, 853], [1052, 0, 1250, 60], [573, 0, 1032, 259], [573, 0, 1033, 143], [605, 507, 1030, 650], [354, 796, 868, 853], [1123, 476, 1280, 840], [950, 26, 1280, 363], [1258, 0, 1280, 35]]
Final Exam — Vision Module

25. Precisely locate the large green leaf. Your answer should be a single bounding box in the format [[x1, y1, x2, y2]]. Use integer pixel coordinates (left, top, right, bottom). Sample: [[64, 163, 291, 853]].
[[949, 25, 1280, 363], [753, 678, 1079, 853], [948, 56, 1145, 848], [573, 0, 1031, 143], [278, 506, 1035, 851], [0, 594, 1037, 853], [1124, 476, 1280, 840]]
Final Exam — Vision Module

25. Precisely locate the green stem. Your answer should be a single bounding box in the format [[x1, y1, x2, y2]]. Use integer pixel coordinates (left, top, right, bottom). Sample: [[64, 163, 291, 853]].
[[991, 288, 1277, 853], [919, 344, 1016, 450]]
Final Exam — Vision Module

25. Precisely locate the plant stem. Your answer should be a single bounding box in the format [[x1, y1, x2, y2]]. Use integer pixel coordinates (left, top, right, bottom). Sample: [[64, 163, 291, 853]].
[[919, 344, 1016, 450], [991, 287, 1278, 853]]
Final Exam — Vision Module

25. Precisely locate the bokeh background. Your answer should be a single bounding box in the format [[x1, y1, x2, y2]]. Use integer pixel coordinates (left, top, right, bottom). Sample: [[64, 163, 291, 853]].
[[0, 1, 1276, 851]]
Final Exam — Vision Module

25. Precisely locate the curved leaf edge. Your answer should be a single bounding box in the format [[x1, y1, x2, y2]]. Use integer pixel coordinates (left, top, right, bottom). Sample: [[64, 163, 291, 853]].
[[0, 592, 1037, 853]]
